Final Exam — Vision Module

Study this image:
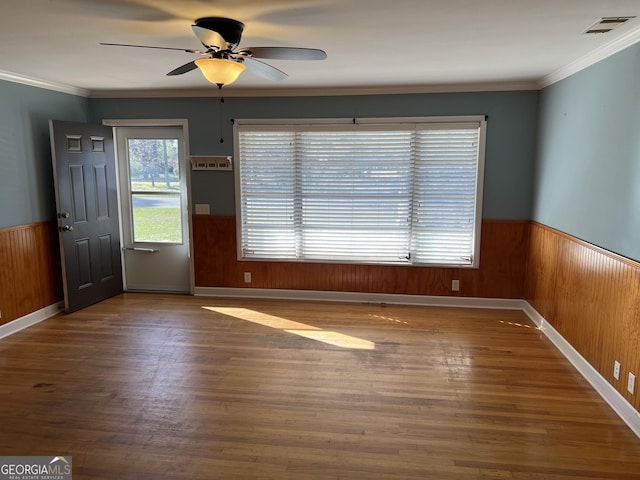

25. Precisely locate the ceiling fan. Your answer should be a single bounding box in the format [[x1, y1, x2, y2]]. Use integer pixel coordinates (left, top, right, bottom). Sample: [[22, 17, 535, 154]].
[[101, 16, 327, 87]]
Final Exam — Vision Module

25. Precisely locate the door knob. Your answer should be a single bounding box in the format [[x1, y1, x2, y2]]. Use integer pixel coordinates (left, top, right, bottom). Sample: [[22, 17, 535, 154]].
[[61, 225, 74, 232]]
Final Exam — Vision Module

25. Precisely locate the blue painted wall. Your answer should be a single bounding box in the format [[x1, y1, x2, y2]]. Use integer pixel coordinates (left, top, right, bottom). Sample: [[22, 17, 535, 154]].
[[88, 90, 539, 219], [533, 42, 640, 262], [0, 80, 88, 229], [4, 41, 638, 260]]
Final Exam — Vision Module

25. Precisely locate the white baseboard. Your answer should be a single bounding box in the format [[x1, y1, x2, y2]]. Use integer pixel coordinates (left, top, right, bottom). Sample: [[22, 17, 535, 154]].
[[522, 302, 640, 439], [0, 302, 64, 340], [194, 287, 526, 310]]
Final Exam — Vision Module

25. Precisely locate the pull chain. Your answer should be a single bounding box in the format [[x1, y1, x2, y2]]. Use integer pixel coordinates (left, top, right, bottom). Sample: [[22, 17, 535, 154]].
[[217, 84, 224, 143]]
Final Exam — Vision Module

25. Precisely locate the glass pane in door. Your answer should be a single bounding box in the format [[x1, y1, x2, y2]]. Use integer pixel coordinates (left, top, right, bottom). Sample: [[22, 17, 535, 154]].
[[131, 193, 182, 242], [127, 138, 183, 243]]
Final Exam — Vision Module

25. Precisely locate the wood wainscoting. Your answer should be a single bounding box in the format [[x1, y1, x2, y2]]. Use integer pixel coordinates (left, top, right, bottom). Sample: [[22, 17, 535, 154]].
[[0, 221, 62, 325], [193, 216, 529, 299], [526, 222, 640, 411]]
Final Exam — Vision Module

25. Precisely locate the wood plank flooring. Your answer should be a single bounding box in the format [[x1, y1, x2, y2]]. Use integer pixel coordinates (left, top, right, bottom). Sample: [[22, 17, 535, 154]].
[[1, 293, 639, 479]]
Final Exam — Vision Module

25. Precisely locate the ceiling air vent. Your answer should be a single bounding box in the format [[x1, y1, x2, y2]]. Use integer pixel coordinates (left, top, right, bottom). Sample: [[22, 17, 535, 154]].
[[584, 16, 636, 34]]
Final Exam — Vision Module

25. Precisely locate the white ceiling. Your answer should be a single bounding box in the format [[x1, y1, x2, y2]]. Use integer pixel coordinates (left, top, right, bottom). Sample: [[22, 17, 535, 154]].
[[1, 0, 640, 96]]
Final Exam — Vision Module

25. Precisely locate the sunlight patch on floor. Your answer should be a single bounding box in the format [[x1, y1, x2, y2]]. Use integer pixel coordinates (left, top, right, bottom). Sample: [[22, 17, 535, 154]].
[[203, 306, 375, 350], [500, 320, 534, 329]]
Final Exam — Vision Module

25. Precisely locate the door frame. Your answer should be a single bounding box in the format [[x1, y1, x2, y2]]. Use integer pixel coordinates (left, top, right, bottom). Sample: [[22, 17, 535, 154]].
[[103, 118, 194, 294]]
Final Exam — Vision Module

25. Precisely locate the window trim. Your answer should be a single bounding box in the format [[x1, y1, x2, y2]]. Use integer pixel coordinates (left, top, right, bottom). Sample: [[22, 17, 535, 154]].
[[233, 116, 486, 268]]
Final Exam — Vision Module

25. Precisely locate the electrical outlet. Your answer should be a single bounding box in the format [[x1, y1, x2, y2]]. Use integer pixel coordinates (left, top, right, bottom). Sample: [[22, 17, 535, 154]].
[[614, 360, 621, 380], [451, 279, 460, 292], [628, 373, 636, 395], [244, 272, 252, 283]]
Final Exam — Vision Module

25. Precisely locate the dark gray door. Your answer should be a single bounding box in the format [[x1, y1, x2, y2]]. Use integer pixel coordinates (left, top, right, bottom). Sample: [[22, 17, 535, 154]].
[[50, 120, 123, 313]]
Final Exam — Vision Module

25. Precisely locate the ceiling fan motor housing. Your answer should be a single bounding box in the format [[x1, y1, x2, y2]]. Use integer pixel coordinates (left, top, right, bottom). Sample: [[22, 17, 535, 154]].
[[194, 17, 244, 49]]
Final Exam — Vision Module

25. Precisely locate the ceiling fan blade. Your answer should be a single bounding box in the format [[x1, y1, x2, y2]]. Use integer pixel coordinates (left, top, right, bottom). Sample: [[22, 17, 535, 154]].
[[167, 61, 198, 76], [100, 42, 204, 54], [191, 25, 227, 50], [241, 57, 288, 81], [237, 47, 327, 61]]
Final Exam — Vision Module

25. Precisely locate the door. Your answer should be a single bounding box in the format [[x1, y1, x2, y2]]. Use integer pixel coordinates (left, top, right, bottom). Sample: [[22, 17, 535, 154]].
[[115, 126, 190, 292], [50, 120, 123, 313]]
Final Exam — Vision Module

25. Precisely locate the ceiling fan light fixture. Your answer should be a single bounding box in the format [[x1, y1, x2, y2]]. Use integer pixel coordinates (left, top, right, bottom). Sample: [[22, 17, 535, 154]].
[[194, 58, 246, 86]]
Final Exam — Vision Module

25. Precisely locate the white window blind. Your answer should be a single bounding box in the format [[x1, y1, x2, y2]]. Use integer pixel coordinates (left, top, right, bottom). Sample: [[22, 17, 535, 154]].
[[234, 117, 485, 267], [411, 127, 481, 265]]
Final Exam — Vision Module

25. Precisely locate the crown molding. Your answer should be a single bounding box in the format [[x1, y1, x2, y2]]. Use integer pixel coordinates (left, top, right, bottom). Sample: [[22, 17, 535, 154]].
[[88, 80, 539, 99], [539, 25, 640, 88], [5, 25, 640, 99], [0, 70, 89, 97]]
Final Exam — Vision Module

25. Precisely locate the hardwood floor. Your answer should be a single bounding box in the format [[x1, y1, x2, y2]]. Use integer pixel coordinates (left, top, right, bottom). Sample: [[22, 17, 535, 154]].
[[1, 293, 639, 479]]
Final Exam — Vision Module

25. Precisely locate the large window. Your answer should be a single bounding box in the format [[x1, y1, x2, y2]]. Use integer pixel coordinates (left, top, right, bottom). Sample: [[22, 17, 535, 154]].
[[234, 116, 486, 267]]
